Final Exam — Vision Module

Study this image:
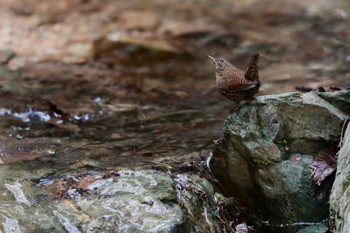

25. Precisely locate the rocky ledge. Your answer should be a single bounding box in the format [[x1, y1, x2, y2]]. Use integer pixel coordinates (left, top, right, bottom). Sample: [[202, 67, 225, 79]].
[[209, 90, 350, 232]]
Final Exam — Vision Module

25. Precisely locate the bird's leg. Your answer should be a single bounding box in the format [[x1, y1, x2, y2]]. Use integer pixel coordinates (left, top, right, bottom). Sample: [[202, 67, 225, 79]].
[[228, 102, 241, 113], [247, 97, 257, 104]]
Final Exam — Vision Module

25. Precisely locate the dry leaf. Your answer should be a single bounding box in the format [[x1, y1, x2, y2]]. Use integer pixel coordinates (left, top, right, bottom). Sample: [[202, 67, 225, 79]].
[[310, 152, 337, 186]]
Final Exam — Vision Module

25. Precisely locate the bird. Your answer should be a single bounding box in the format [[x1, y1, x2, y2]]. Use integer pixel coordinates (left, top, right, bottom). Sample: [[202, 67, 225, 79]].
[[208, 54, 260, 105]]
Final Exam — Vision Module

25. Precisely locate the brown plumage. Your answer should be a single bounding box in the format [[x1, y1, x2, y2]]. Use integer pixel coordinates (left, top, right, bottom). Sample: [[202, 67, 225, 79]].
[[208, 54, 260, 104]]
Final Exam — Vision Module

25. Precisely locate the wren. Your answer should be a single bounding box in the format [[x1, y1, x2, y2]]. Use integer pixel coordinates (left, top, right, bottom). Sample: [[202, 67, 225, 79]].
[[208, 54, 260, 105]]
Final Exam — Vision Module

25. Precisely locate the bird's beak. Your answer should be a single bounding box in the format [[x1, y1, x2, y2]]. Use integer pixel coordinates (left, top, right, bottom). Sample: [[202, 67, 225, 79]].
[[207, 54, 216, 63]]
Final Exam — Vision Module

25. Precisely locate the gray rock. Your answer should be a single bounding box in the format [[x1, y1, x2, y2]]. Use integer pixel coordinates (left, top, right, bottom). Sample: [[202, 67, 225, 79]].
[[0, 166, 223, 232], [174, 174, 222, 233], [51, 170, 223, 233], [52, 170, 183, 233], [318, 91, 350, 116], [210, 91, 349, 224], [330, 122, 350, 233], [296, 223, 328, 233]]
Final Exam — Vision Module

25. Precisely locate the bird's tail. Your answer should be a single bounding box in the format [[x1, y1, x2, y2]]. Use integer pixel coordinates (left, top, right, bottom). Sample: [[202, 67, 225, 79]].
[[245, 53, 259, 81]]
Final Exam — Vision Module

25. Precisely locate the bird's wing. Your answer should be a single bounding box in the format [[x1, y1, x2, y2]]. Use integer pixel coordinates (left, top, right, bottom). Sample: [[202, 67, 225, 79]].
[[218, 80, 259, 93], [245, 53, 259, 81]]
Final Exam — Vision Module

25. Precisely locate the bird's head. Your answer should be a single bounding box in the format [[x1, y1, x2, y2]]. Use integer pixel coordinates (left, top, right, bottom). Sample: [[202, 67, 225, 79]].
[[207, 55, 231, 72]]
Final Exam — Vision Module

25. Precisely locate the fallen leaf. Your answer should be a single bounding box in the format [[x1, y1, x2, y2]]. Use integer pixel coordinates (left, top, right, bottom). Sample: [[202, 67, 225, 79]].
[[310, 152, 337, 186]]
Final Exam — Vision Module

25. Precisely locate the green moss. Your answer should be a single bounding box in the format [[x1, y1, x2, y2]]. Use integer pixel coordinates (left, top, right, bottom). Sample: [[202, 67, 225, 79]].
[[277, 92, 302, 102], [256, 111, 267, 139], [275, 139, 288, 146], [252, 159, 274, 166]]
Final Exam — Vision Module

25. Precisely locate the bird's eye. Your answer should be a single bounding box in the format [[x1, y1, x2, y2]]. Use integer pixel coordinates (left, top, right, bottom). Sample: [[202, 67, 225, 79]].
[[219, 58, 224, 63]]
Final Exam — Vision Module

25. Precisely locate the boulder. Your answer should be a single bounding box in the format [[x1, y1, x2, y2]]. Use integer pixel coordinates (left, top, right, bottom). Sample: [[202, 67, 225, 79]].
[[209, 91, 349, 226], [330, 122, 350, 233]]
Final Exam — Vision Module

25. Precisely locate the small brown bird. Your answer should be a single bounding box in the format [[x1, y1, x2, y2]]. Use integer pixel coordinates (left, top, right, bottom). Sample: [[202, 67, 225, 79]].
[[208, 54, 260, 105]]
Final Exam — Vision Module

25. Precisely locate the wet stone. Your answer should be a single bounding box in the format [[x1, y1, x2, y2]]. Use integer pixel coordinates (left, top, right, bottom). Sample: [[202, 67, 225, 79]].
[[0, 167, 224, 232], [296, 224, 328, 233], [49, 170, 183, 233]]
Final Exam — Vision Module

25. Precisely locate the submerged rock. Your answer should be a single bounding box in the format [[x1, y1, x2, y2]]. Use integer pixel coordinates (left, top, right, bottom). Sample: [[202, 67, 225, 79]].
[[330, 122, 350, 233], [209, 91, 349, 227], [49, 170, 183, 233], [0, 168, 223, 232]]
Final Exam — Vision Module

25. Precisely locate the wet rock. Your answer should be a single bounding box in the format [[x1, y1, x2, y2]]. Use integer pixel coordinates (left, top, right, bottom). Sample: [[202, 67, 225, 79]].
[[296, 224, 328, 233], [330, 122, 350, 233], [174, 174, 222, 232], [0, 178, 62, 232], [210, 91, 350, 226], [50, 170, 183, 233], [0, 169, 222, 233]]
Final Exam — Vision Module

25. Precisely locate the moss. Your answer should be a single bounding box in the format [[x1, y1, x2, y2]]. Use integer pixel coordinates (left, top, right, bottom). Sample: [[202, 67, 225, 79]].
[[275, 139, 288, 146], [252, 159, 274, 166], [257, 120, 266, 138], [256, 110, 268, 139], [277, 92, 302, 102]]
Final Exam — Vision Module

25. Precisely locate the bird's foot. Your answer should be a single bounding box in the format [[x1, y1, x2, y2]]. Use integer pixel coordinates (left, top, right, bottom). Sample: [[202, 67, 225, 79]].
[[245, 97, 257, 104], [228, 103, 242, 113]]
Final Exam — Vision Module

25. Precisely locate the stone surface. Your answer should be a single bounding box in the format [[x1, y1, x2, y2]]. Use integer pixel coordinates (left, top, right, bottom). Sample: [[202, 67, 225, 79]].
[[296, 224, 328, 233], [330, 122, 350, 233], [0, 168, 222, 232], [174, 174, 222, 233], [210, 91, 350, 225]]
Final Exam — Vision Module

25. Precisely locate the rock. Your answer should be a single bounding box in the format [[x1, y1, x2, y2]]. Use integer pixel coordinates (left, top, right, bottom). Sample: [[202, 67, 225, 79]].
[[174, 174, 222, 233], [0, 168, 222, 232], [209, 91, 349, 226], [51, 170, 183, 233], [318, 90, 350, 115], [0, 49, 15, 64], [330, 122, 350, 233], [296, 223, 328, 233], [93, 31, 182, 60]]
